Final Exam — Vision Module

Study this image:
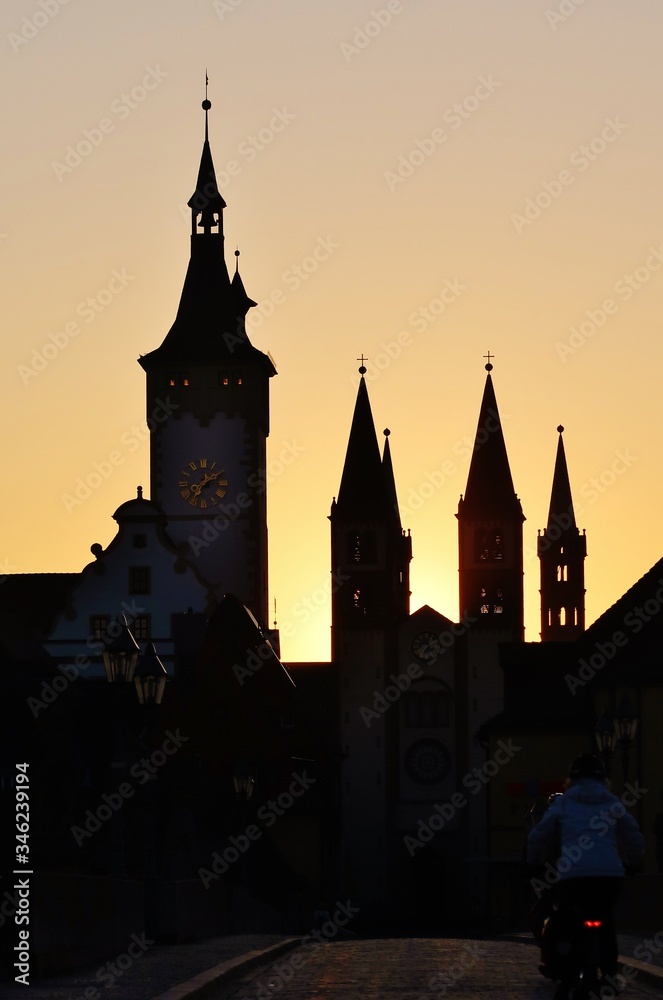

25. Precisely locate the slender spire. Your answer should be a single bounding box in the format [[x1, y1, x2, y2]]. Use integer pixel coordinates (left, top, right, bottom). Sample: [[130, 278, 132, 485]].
[[459, 364, 523, 520], [547, 425, 577, 530], [188, 89, 226, 232], [336, 367, 387, 516], [382, 429, 402, 528]]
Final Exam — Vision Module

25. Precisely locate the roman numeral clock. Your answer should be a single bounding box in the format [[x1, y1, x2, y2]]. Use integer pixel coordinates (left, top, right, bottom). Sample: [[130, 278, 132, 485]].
[[178, 458, 229, 509]]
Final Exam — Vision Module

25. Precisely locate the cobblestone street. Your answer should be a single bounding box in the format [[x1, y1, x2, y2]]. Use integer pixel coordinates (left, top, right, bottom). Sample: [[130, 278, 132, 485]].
[[210, 938, 663, 1000]]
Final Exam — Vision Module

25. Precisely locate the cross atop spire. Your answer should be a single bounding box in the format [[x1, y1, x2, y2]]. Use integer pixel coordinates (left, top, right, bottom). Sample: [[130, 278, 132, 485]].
[[203, 71, 210, 141], [483, 350, 494, 371]]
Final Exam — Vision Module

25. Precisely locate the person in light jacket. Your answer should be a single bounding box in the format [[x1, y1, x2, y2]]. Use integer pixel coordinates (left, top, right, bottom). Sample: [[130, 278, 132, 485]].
[[527, 753, 644, 992]]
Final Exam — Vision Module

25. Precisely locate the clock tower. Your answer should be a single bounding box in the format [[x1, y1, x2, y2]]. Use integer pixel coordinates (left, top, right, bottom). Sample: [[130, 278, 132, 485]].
[[139, 98, 276, 626]]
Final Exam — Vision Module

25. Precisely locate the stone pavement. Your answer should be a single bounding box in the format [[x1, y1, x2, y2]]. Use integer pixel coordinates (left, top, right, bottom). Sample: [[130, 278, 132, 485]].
[[5, 932, 663, 1000], [207, 937, 663, 1000]]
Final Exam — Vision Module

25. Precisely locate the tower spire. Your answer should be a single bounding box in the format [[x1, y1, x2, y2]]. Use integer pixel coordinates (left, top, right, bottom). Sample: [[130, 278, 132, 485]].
[[457, 362, 525, 637], [538, 425, 587, 640]]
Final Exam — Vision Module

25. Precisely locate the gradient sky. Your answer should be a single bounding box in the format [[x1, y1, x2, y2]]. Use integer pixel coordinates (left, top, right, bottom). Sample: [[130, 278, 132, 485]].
[[3, 0, 663, 661]]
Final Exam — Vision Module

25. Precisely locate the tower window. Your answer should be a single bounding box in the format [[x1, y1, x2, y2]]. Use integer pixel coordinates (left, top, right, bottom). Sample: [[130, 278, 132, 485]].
[[129, 567, 151, 595], [347, 530, 377, 565], [219, 371, 230, 386], [167, 373, 190, 388], [475, 529, 504, 562], [234, 371, 243, 386], [479, 585, 504, 615], [557, 565, 567, 582]]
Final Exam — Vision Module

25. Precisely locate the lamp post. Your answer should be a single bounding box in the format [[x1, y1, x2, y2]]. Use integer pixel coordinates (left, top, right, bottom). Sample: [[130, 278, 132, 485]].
[[594, 710, 616, 778], [134, 643, 168, 879], [134, 643, 168, 939], [233, 760, 255, 930], [103, 616, 140, 877], [615, 695, 638, 787]]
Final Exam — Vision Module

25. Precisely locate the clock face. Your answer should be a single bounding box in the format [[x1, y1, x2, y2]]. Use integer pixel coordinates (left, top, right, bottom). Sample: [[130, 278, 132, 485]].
[[178, 459, 228, 508], [404, 739, 451, 785], [412, 631, 441, 664]]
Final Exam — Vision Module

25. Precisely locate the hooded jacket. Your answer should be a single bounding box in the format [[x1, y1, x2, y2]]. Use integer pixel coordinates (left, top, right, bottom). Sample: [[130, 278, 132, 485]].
[[527, 779, 644, 880]]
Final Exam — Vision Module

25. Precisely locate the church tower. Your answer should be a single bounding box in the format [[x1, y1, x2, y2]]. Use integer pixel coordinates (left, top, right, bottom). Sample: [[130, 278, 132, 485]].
[[330, 365, 411, 908], [457, 363, 525, 640], [538, 426, 587, 640], [139, 96, 276, 626]]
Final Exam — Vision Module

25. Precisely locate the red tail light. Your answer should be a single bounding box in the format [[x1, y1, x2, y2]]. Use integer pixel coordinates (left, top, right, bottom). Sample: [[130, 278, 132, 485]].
[[583, 920, 602, 928]]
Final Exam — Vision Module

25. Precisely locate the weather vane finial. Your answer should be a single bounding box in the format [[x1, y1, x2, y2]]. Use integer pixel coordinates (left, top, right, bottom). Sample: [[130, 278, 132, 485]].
[[202, 70, 211, 141]]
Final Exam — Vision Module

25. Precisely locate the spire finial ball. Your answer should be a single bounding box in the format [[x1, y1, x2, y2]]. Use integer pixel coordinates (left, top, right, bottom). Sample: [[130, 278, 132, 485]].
[[384, 428, 390, 437], [485, 363, 493, 372], [557, 424, 564, 434], [202, 99, 211, 111], [358, 365, 367, 375]]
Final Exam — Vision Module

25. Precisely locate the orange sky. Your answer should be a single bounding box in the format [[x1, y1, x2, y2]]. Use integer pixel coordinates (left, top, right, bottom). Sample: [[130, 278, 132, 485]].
[[2, 0, 663, 661]]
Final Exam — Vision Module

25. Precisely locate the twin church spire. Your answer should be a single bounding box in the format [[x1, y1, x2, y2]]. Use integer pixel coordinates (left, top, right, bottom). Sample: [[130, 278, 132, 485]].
[[334, 360, 586, 642]]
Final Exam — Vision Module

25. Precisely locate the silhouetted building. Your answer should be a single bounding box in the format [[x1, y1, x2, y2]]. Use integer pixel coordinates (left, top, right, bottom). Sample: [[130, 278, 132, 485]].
[[4, 97, 661, 961]]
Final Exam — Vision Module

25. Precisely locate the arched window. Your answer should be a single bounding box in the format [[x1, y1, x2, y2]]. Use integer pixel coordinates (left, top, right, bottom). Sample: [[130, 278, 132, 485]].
[[475, 529, 504, 562], [479, 584, 505, 615]]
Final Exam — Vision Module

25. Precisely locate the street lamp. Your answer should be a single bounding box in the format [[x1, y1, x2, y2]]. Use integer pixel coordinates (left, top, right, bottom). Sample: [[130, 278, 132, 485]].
[[103, 615, 140, 684], [134, 643, 168, 707], [134, 643, 168, 924], [232, 760, 256, 930], [615, 695, 638, 785], [103, 616, 140, 877], [233, 760, 256, 803], [594, 711, 616, 777]]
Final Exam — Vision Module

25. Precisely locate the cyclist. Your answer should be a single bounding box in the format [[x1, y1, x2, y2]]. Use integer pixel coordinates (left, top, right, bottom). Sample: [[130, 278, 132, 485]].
[[527, 753, 644, 997]]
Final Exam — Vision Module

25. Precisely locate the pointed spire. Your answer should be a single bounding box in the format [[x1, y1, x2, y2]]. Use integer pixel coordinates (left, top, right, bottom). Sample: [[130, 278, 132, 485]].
[[188, 90, 226, 230], [382, 429, 402, 528], [231, 250, 258, 314], [459, 364, 523, 520], [139, 92, 274, 371], [547, 425, 577, 530], [336, 367, 387, 516]]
